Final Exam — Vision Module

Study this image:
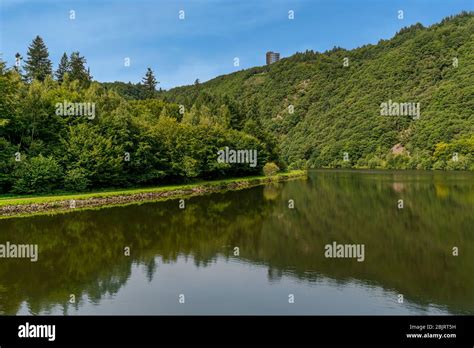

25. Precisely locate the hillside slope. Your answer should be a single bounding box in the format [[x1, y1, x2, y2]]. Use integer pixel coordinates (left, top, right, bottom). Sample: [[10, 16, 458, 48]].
[[163, 12, 474, 170]]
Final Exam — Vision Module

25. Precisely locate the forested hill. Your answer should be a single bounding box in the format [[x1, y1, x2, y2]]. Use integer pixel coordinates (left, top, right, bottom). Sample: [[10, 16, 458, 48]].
[[1, 13, 472, 196], [162, 12, 474, 170]]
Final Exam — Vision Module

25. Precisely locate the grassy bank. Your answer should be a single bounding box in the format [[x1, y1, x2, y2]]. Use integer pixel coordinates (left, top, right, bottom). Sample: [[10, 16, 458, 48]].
[[0, 170, 306, 217]]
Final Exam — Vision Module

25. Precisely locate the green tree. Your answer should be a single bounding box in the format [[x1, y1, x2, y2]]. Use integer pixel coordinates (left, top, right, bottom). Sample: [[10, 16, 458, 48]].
[[23, 36, 52, 82], [69, 52, 90, 85], [0, 138, 16, 193], [62, 124, 124, 187], [55, 53, 70, 82], [0, 58, 23, 143], [64, 167, 90, 191], [12, 155, 63, 194], [263, 162, 280, 176], [141, 68, 158, 98]]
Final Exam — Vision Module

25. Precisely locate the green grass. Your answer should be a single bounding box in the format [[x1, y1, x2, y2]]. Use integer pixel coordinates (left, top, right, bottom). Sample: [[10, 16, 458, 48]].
[[0, 170, 306, 207]]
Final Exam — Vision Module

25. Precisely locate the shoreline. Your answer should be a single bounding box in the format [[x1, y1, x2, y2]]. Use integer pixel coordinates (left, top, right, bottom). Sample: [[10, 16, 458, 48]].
[[0, 171, 306, 219]]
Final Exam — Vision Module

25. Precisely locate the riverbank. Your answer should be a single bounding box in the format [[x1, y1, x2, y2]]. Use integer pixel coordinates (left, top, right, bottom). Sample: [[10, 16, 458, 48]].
[[0, 170, 306, 218]]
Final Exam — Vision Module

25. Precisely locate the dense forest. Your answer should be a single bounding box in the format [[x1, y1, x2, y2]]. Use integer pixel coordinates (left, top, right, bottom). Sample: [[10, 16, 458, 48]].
[[1, 12, 473, 195], [0, 40, 279, 195], [163, 12, 474, 171]]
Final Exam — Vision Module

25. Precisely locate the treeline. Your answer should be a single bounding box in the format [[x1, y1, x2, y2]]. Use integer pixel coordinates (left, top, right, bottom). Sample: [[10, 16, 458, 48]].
[[162, 12, 474, 171], [0, 37, 279, 195]]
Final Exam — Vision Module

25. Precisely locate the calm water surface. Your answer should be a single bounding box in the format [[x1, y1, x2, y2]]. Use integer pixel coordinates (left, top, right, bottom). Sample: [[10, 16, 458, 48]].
[[0, 170, 473, 315]]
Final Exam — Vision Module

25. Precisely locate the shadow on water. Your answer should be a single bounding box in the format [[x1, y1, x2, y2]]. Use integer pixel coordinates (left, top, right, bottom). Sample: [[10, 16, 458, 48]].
[[0, 170, 472, 314]]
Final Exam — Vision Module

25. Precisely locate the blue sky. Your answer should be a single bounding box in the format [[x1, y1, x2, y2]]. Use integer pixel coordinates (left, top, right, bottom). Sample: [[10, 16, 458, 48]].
[[0, 0, 472, 89]]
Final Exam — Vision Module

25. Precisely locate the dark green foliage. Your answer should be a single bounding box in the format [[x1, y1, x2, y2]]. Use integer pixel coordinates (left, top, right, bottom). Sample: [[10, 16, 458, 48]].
[[69, 52, 91, 86], [141, 68, 158, 98], [163, 12, 474, 171], [12, 155, 63, 194], [55, 53, 70, 83], [61, 124, 125, 187], [23, 36, 52, 82], [0, 44, 271, 195], [2, 13, 472, 195], [102, 81, 153, 100], [64, 168, 90, 191], [0, 138, 16, 192]]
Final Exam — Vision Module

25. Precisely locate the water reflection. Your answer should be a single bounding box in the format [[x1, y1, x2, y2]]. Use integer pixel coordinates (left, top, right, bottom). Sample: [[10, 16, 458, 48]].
[[0, 170, 473, 315]]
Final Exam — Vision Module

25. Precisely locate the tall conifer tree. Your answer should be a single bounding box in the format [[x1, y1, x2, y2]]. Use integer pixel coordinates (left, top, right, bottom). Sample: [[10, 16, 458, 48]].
[[55, 53, 70, 82], [69, 51, 90, 85], [23, 35, 52, 82], [141, 68, 158, 98]]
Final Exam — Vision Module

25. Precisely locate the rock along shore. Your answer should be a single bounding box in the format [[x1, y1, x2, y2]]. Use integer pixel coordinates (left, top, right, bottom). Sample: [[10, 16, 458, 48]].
[[0, 172, 306, 218]]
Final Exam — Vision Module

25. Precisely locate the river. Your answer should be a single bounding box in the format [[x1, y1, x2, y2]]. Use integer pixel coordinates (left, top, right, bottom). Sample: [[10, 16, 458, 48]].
[[0, 170, 472, 315]]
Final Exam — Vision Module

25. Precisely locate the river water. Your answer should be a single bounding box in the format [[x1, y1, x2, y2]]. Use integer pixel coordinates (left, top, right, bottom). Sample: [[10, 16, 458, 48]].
[[0, 170, 472, 315]]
